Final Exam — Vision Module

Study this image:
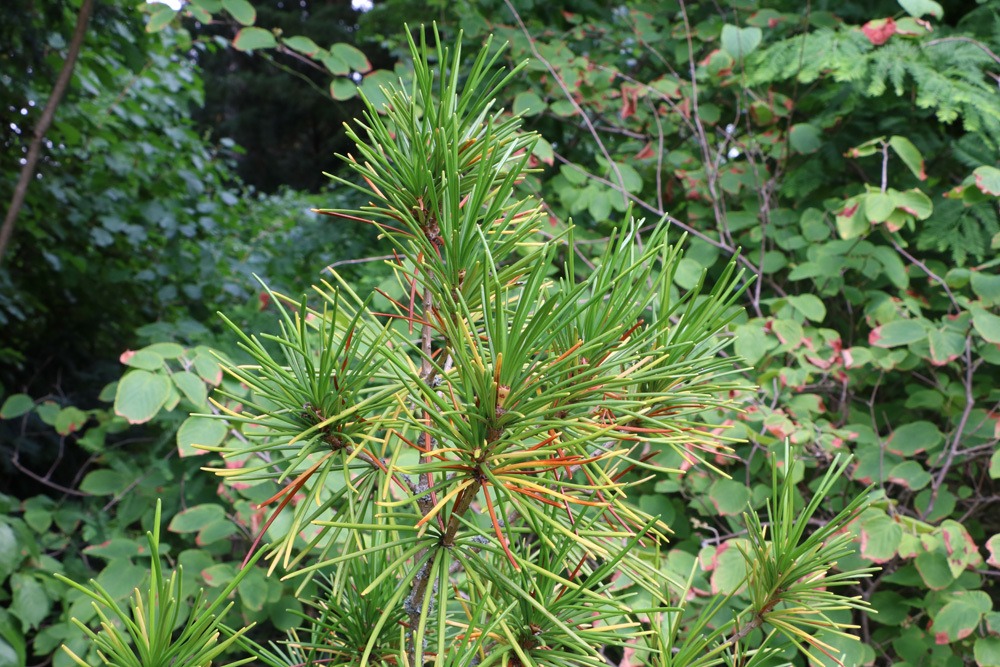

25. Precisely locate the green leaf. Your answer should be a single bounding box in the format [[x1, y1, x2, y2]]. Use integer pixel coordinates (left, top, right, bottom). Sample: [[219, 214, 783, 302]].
[[788, 123, 822, 154], [170, 504, 225, 533], [976, 637, 1000, 667], [888, 460, 932, 490], [330, 42, 371, 73], [83, 538, 145, 561], [860, 511, 902, 562], [121, 348, 163, 371], [233, 27, 276, 52], [357, 69, 396, 109], [971, 306, 1000, 344], [11, 574, 50, 631], [172, 371, 207, 408], [114, 370, 171, 424], [889, 135, 926, 180], [915, 550, 955, 590], [145, 4, 176, 33], [869, 319, 926, 347], [193, 352, 223, 385], [971, 271, 1000, 306], [788, 294, 826, 322], [991, 450, 1000, 479], [898, 0, 944, 19], [720, 24, 762, 60], [0, 394, 34, 419], [927, 327, 965, 365], [0, 613, 25, 667], [974, 166, 1000, 196], [330, 77, 357, 101], [79, 469, 129, 496], [892, 189, 933, 219], [708, 479, 751, 515], [283, 35, 322, 57], [143, 342, 185, 359], [932, 597, 984, 643], [709, 539, 749, 594], [221, 0, 255, 25], [864, 192, 895, 223], [733, 321, 776, 366], [0, 524, 18, 580], [322, 52, 350, 76], [886, 421, 943, 455], [177, 416, 228, 457], [190, 0, 222, 11], [513, 91, 546, 117], [239, 567, 268, 612], [54, 406, 88, 435]]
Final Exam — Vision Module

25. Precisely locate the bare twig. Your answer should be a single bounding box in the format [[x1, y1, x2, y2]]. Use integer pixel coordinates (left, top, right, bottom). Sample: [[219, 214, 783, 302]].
[[0, 0, 95, 266]]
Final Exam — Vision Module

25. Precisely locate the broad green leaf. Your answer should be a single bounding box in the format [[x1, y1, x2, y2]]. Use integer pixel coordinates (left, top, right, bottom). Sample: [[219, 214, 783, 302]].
[[887, 460, 932, 490], [11, 574, 50, 630], [870, 319, 926, 347], [193, 352, 223, 385], [322, 52, 350, 76], [869, 591, 912, 626], [709, 539, 749, 594], [94, 560, 147, 601], [991, 450, 1000, 480], [177, 416, 228, 457], [0, 524, 18, 580], [172, 371, 207, 407], [915, 550, 955, 590], [892, 188, 933, 219], [239, 567, 268, 612], [83, 538, 145, 561], [186, 3, 211, 22], [190, 0, 222, 11], [169, 503, 225, 533], [330, 42, 371, 73], [860, 511, 902, 562], [733, 321, 775, 366], [789, 123, 822, 154], [889, 135, 926, 180], [114, 370, 171, 424], [927, 327, 965, 365], [54, 406, 88, 435], [197, 519, 238, 546], [788, 294, 826, 322], [143, 342, 185, 359], [976, 637, 1000, 667], [886, 420, 943, 455], [0, 394, 34, 419], [358, 69, 396, 109], [932, 597, 985, 643], [708, 479, 751, 515], [971, 306, 1000, 344], [836, 198, 868, 239], [864, 192, 895, 222], [720, 24, 762, 60], [145, 4, 176, 33], [898, 0, 944, 19], [531, 139, 553, 166], [79, 469, 129, 496], [233, 27, 276, 52], [330, 77, 357, 101], [283, 35, 322, 57], [974, 165, 1000, 196], [513, 91, 546, 117], [221, 0, 255, 25], [121, 348, 163, 371], [971, 271, 1000, 306]]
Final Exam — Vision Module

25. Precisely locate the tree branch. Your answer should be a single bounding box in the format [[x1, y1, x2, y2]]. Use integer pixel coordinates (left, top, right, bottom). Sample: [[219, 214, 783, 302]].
[[0, 0, 95, 267]]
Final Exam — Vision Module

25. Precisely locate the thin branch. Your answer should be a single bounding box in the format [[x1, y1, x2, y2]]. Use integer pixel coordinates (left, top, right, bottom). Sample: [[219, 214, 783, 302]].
[[0, 0, 95, 267]]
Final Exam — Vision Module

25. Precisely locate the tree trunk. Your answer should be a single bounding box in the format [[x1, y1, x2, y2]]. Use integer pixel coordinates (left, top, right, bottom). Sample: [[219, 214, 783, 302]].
[[0, 0, 96, 268]]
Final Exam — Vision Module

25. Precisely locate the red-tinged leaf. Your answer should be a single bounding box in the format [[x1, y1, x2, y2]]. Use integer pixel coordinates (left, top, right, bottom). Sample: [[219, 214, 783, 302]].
[[974, 165, 1000, 196], [869, 319, 926, 347], [233, 27, 276, 52], [860, 512, 903, 562], [987, 534, 1000, 568], [862, 17, 897, 45], [635, 142, 655, 160]]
